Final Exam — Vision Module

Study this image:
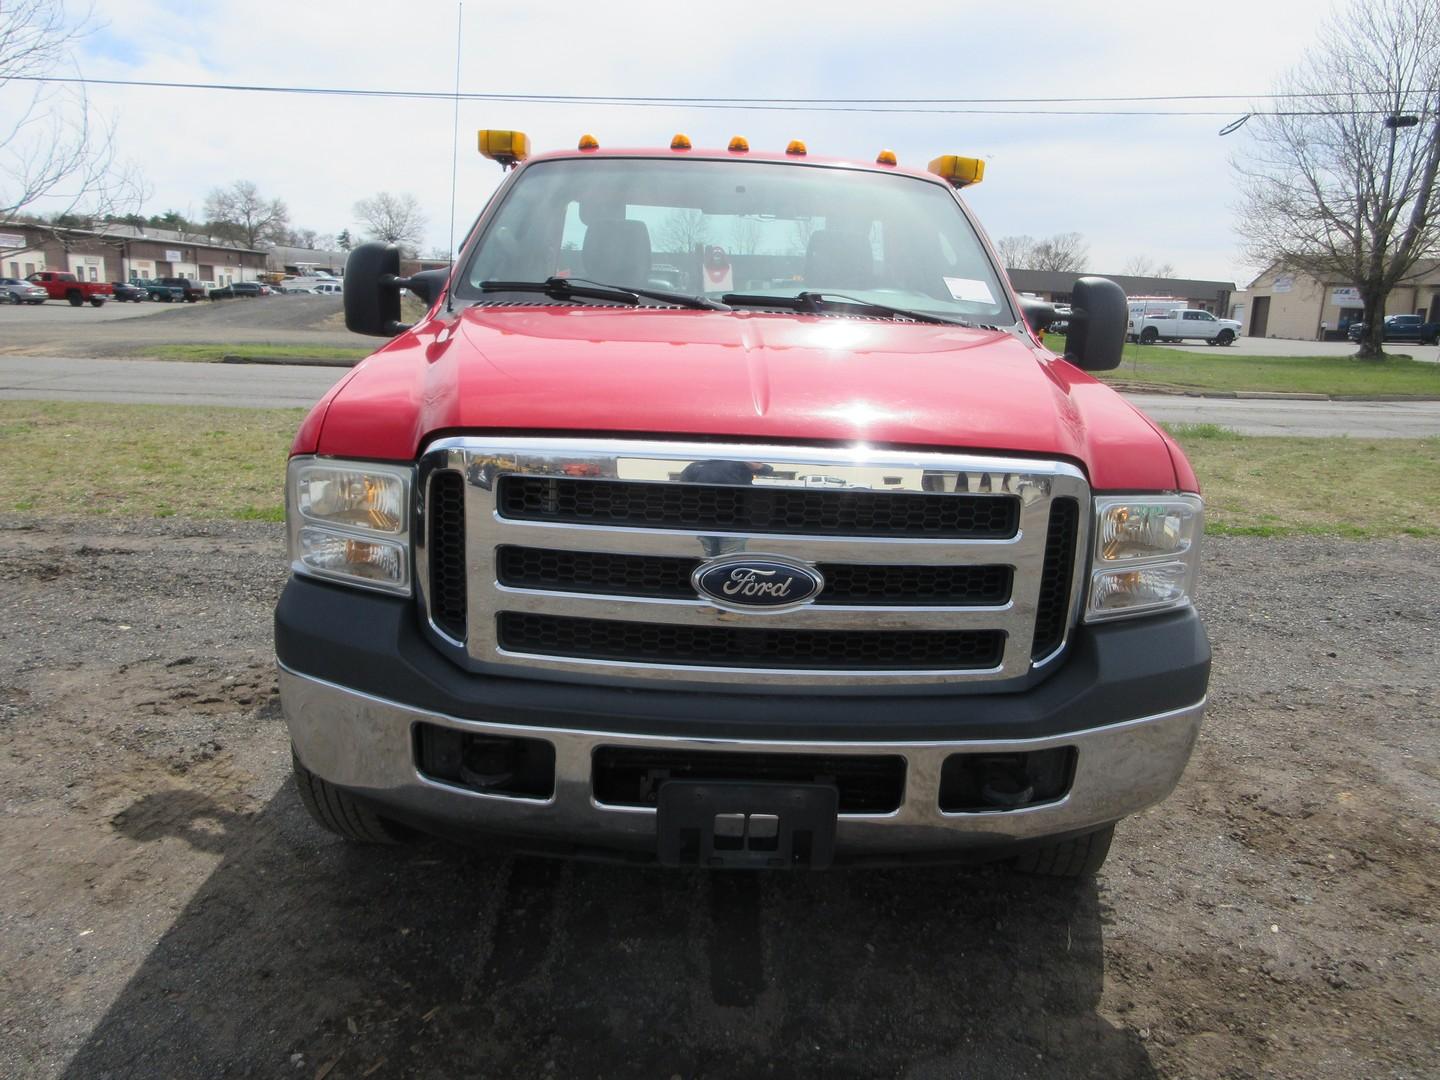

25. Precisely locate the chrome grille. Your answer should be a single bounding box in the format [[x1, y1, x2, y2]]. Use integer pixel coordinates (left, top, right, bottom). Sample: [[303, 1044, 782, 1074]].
[[415, 438, 1089, 687]]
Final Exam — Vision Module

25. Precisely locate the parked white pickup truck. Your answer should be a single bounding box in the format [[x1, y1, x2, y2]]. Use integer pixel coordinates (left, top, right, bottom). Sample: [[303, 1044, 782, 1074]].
[[1128, 307, 1240, 346]]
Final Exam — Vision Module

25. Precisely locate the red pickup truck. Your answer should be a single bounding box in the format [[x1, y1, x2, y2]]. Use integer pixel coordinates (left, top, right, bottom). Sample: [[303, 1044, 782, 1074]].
[[27, 271, 112, 307], [275, 132, 1210, 878]]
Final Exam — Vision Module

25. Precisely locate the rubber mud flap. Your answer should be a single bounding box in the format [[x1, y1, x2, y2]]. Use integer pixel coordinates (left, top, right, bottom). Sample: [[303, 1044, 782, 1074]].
[[657, 782, 838, 869]]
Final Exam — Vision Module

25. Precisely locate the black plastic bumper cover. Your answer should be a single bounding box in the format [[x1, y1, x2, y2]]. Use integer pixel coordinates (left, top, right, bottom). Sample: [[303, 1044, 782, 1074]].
[[274, 577, 1210, 742]]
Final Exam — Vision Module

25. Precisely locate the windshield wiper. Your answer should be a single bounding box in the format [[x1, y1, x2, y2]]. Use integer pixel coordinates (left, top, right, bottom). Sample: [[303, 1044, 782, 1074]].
[[480, 276, 728, 311], [721, 290, 971, 327]]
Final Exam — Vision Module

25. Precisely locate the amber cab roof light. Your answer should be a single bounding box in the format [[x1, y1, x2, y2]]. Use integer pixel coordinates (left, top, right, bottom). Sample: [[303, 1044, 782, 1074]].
[[785, 139, 807, 156], [927, 154, 985, 187], [577, 133, 600, 151], [670, 133, 692, 150], [728, 136, 749, 152], [876, 149, 897, 166], [477, 130, 531, 169]]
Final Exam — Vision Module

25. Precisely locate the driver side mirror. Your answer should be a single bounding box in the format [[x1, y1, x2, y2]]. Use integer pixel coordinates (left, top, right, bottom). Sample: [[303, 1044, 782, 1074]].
[[343, 244, 452, 337], [1063, 277, 1128, 371]]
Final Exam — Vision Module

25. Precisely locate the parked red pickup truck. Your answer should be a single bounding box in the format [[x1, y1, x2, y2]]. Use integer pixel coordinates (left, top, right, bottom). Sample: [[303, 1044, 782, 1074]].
[[27, 271, 112, 307], [276, 132, 1210, 878]]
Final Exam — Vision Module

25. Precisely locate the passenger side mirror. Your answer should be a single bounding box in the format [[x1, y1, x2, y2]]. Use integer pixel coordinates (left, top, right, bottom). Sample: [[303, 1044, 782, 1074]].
[[1063, 277, 1128, 371]]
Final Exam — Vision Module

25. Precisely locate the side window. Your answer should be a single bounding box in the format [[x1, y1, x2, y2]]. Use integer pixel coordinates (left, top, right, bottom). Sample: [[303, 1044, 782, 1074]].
[[1198, 311, 1216, 321], [1182, 311, 1200, 320]]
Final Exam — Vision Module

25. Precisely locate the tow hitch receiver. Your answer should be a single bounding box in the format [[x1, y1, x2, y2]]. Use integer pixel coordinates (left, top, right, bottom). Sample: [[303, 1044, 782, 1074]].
[[657, 782, 839, 869]]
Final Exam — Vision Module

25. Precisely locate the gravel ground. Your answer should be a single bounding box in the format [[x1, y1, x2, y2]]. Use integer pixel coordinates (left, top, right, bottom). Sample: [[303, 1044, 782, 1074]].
[[0, 516, 1436, 1079]]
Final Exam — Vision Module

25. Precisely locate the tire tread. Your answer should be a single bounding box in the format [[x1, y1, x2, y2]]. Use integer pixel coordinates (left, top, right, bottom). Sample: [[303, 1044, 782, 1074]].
[[292, 751, 403, 844]]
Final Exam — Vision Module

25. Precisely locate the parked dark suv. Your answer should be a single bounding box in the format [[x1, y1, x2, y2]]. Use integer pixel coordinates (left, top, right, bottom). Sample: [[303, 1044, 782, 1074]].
[[110, 282, 146, 303], [1348, 314, 1440, 345], [161, 277, 206, 303]]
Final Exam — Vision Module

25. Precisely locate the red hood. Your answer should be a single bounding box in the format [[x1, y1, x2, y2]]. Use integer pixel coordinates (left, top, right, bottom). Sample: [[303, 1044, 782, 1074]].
[[306, 307, 1184, 491]]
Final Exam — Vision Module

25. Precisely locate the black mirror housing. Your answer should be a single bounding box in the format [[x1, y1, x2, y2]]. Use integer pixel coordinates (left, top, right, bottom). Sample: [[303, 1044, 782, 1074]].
[[344, 242, 403, 337], [1062, 277, 1128, 371], [406, 267, 451, 308], [1017, 295, 1058, 334]]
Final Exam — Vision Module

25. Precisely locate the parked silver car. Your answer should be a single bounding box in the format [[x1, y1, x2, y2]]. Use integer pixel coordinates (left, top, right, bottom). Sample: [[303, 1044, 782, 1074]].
[[0, 277, 48, 304]]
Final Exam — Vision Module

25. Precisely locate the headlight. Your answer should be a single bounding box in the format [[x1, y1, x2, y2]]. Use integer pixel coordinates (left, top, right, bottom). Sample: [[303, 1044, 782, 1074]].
[[286, 457, 413, 594], [1085, 495, 1202, 621]]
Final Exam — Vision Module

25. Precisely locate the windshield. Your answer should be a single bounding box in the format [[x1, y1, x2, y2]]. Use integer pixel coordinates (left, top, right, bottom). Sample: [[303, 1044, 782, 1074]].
[[457, 158, 1013, 323]]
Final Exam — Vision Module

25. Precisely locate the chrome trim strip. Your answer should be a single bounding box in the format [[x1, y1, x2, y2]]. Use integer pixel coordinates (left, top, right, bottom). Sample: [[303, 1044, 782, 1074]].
[[280, 666, 1204, 850], [415, 437, 1091, 687]]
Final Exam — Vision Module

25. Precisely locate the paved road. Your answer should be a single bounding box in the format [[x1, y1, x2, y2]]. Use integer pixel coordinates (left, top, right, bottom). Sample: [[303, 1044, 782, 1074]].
[[1160, 336, 1439, 362], [3, 356, 1439, 436]]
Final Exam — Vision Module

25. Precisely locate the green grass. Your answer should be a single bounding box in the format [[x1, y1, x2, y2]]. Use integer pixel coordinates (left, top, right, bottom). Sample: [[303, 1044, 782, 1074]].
[[1166, 426, 1440, 538], [3, 402, 1437, 539], [139, 343, 372, 363], [1045, 334, 1440, 396], [0, 402, 303, 520]]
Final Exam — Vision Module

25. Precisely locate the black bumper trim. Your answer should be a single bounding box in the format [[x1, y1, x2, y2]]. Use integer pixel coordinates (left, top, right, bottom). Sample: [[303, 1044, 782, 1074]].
[[274, 576, 1210, 742]]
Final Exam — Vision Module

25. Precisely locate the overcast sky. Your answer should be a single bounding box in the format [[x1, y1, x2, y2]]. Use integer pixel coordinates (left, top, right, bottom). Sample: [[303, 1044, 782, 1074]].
[[20, 0, 1339, 286]]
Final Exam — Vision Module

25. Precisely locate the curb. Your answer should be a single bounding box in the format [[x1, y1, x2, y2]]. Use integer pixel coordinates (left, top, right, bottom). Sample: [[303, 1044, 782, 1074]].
[[220, 354, 360, 368], [1110, 382, 1440, 403]]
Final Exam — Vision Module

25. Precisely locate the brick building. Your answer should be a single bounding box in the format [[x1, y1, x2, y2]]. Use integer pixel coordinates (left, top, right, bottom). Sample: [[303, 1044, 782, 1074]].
[[0, 222, 267, 286]]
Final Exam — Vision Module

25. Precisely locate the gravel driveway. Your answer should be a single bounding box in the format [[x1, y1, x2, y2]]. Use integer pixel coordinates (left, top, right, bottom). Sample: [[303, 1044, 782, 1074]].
[[0, 517, 1435, 1079]]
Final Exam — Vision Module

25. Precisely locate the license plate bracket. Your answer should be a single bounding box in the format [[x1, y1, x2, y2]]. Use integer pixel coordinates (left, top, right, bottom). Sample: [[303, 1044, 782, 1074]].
[[656, 781, 839, 869]]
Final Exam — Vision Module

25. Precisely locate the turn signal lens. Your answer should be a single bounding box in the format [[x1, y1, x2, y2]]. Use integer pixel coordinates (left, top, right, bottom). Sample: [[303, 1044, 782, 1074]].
[[876, 149, 897, 166], [1089, 563, 1192, 616], [671, 133, 692, 150], [297, 529, 407, 587], [785, 139, 807, 156], [728, 136, 749, 152], [577, 133, 599, 150]]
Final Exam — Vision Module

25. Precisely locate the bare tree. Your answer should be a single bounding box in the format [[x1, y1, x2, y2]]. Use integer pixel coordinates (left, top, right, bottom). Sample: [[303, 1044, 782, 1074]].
[[1, 1, 146, 258], [995, 234, 1036, 270], [731, 215, 763, 256], [1028, 233, 1089, 272], [204, 181, 289, 249], [353, 192, 427, 254], [994, 232, 1088, 272], [658, 209, 708, 255], [787, 216, 818, 257], [1121, 255, 1178, 278], [1234, 0, 1440, 360]]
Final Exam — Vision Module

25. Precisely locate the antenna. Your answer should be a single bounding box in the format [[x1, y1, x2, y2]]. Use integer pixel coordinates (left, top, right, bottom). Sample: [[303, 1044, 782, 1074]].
[[447, 2, 463, 263]]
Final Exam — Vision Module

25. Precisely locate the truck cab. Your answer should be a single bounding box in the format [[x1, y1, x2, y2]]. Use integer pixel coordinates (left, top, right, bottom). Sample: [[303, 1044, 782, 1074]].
[[276, 132, 1209, 876]]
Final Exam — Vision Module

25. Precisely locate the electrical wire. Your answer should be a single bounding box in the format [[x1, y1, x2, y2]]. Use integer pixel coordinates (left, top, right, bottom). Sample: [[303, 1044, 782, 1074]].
[[8, 74, 1436, 117]]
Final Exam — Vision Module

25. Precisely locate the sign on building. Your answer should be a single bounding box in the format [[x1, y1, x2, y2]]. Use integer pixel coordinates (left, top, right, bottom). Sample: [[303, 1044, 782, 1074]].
[[1273, 275, 1294, 293], [1330, 286, 1361, 305], [0, 232, 26, 249], [164, 249, 183, 262]]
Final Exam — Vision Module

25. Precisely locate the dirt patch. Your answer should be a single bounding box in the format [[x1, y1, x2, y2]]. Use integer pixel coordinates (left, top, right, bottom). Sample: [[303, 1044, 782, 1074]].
[[0, 516, 1436, 1079]]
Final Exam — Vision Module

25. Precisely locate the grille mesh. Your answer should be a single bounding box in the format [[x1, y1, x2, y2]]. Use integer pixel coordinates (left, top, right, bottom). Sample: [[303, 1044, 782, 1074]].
[[427, 472, 468, 640], [1031, 497, 1079, 659], [497, 612, 1005, 671], [496, 546, 1012, 606], [497, 477, 1019, 539]]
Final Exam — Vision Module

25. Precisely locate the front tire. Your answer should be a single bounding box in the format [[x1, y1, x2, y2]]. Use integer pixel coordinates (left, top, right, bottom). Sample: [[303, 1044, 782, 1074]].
[[66, 290, 82, 307], [1139, 327, 1158, 344], [89, 297, 104, 307], [1215, 330, 1234, 346], [1012, 825, 1114, 878], [292, 750, 406, 844]]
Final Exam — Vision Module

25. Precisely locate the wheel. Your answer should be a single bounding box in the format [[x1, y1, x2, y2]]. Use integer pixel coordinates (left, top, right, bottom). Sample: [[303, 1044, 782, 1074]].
[[1012, 825, 1114, 878], [1139, 327, 1158, 344], [1, 292, 14, 304], [66, 290, 82, 307], [292, 750, 406, 844], [89, 297, 104, 307], [1215, 330, 1234, 346]]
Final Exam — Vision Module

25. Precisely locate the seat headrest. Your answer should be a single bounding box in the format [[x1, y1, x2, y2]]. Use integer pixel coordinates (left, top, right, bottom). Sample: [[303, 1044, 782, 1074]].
[[582, 219, 652, 286], [805, 229, 874, 290]]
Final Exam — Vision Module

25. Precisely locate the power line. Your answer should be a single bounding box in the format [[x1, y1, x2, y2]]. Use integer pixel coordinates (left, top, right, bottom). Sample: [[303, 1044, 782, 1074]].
[[8, 74, 1434, 117]]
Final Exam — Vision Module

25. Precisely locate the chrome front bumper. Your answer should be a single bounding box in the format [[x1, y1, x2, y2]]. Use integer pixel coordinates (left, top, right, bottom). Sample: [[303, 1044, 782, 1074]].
[[281, 665, 1204, 858]]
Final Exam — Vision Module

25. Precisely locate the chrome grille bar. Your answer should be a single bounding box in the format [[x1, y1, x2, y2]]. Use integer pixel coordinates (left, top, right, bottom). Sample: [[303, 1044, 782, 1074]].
[[415, 438, 1090, 687]]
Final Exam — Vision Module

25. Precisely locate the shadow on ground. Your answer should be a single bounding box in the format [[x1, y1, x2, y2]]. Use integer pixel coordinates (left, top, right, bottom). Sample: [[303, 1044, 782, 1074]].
[[70, 784, 1155, 1079]]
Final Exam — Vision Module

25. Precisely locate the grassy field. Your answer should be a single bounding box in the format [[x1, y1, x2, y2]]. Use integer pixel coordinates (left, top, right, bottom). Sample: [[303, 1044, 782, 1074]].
[[0, 401, 303, 521], [1167, 424, 1440, 537], [2, 402, 1437, 537], [1044, 334, 1440, 396], [138, 344, 371, 363]]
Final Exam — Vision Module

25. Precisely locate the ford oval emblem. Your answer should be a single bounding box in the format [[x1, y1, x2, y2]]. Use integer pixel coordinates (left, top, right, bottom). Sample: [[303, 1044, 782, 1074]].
[[692, 554, 825, 612]]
